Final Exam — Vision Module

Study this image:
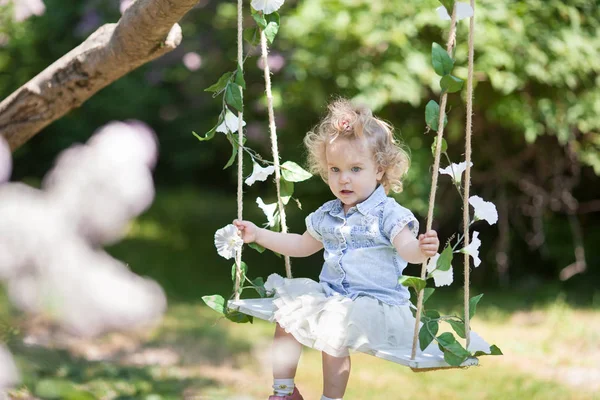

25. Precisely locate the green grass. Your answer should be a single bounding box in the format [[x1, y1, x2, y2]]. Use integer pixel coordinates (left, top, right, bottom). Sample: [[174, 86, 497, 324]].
[[2, 188, 599, 399]]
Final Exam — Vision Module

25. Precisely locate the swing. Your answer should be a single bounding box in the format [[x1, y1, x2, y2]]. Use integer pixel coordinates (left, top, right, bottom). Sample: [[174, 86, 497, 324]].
[[226, 0, 481, 371]]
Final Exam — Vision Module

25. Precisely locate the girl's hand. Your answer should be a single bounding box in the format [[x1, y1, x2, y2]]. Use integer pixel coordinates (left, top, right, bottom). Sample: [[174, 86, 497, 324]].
[[233, 219, 260, 243], [418, 230, 439, 258]]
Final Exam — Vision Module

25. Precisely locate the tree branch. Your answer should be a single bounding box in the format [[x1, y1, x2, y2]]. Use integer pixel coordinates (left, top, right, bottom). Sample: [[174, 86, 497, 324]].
[[0, 0, 199, 150]]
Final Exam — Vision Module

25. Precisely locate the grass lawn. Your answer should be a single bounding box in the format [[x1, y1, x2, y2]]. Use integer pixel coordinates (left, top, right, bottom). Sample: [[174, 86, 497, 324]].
[[2, 188, 599, 399]]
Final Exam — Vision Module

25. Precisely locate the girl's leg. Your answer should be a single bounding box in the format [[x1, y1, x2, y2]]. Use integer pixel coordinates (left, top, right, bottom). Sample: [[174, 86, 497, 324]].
[[273, 323, 302, 379], [322, 352, 351, 399]]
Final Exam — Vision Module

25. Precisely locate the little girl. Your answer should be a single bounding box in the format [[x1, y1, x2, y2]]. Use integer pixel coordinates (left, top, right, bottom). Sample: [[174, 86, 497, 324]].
[[234, 99, 439, 400]]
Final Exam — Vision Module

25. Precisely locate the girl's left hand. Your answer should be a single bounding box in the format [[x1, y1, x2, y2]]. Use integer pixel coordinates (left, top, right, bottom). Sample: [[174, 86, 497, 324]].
[[418, 230, 439, 257]]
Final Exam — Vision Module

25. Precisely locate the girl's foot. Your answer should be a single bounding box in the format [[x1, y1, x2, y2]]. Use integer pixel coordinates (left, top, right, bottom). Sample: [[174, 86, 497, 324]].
[[268, 387, 304, 400]]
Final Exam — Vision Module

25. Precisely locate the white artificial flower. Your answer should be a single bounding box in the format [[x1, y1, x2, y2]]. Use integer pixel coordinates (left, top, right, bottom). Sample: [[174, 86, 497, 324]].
[[256, 197, 277, 227], [467, 331, 492, 354], [439, 162, 473, 185], [431, 266, 454, 287], [251, 0, 285, 14], [460, 231, 481, 267], [214, 224, 243, 260], [216, 110, 246, 134], [436, 2, 474, 21], [426, 253, 440, 273], [469, 195, 498, 225], [245, 163, 275, 186], [425, 253, 453, 287], [264, 273, 284, 295]]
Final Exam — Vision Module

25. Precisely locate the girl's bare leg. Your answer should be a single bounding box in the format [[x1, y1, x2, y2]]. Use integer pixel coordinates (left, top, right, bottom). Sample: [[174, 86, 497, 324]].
[[273, 323, 303, 379], [322, 352, 351, 398]]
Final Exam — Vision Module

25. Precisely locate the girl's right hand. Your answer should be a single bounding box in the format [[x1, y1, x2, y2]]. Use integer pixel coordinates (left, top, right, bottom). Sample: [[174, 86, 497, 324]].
[[233, 219, 260, 243]]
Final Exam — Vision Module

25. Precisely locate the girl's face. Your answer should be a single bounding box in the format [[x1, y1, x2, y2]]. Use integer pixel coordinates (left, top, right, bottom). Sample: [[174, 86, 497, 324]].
[[326, 137, 383, 213]]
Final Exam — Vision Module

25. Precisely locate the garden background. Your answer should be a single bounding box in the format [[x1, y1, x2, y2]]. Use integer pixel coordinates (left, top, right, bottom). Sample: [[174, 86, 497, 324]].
[[0, 0, 599, 398]]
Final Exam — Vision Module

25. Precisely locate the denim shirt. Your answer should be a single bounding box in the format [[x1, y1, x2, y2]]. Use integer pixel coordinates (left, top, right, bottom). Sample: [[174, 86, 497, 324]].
[[305, 185, 419, 306]]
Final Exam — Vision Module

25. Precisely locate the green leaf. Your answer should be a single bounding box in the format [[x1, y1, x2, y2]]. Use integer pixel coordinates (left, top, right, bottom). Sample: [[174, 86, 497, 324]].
[[432, 42, 454, 77], [438, 0, 456, 15], [468, 293, 484, 319], [243, 27, 261, 46], [249, 242, 265, 253], [231, 261, 248, 283], [205, 72, 233, 93], [252, 277, 267, 297], [281, 161, 312, 182], [423, 309, 440, 320], [280, 177, 294, 205], [448, 319, 466, 339], [252, 12, 267, 29], [425, 100, 447, 132], [225, 310, 253, 324], [472, 344, 503, 357], [225, 83, 243, 112], [201, 295, 226, 315], [440, 74, 464, 93], [419, 320, 439, 351], [436, 243, 454, 272], [193, 112, 224, 142], [192, 126, 216, 142], [437, 332, 471, 366], [264, 12, 280, 44], [431, 137, 448, 156], [223, 133, 245, 170], [423, 287, 435, 304], [399, 275, 427, 292], [489, 344, 503, 355], [234, 67, 246, 90]]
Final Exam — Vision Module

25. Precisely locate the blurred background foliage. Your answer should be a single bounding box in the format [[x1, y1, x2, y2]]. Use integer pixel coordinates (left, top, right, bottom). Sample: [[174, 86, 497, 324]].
[[0, 0, 599, 298]]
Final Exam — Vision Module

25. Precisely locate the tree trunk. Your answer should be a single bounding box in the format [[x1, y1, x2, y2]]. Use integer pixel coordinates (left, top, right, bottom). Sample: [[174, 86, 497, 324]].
[[0, 0, 200, 150]]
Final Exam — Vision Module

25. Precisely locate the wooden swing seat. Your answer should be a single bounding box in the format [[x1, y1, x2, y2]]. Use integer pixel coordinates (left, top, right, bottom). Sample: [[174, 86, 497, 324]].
[[228, 298, 479, 371]]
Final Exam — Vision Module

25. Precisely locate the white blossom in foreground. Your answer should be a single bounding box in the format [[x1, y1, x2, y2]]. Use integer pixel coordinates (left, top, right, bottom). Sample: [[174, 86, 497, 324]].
[[245, 162, 275, 186], [425, 253, 453, 287], [257, 197, 278, 227], [0, 137, 11, 184], [0, 120, 168, 386], [8, 0, 46, 22], [469, 195, 498, 225], [0, 345, 18, 390], [214, 224, 243, 260], [436, 2, 474, 21], [460, 231, 482, 267], [439, 161, 473, 185], [467, 331, 492, 354], [251, 0, 284, 14], [264, 273, 284, 295], [216, 109, 246, 134]]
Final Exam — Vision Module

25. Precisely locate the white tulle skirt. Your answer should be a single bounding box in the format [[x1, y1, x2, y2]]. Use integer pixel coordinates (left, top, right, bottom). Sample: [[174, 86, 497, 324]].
[[268, 275, 419, 358]]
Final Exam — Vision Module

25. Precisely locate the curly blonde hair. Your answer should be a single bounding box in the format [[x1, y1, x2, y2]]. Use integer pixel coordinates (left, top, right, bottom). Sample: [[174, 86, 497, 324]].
[[304, 98, 410, 194]]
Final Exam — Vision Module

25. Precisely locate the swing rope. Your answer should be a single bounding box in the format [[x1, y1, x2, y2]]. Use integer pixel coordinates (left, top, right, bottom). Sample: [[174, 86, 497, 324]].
[[260, 29, 293, 279], [410, 6, 459, 361], [463, 0, 476, 349], [233, 0, 245, 301]]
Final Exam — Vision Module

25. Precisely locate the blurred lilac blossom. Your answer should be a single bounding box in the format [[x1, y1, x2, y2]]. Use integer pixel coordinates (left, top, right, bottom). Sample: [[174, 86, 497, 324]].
[[0, 120, 167, 388], [5, 0, 46, 22], [183, 52, 202, 71], [257, 53, 286, 73], [120, 0, 134, 14]]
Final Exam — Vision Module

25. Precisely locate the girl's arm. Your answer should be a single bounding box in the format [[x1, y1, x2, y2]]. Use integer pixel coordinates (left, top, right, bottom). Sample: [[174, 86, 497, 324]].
[[233, 219, 323, 257], [392, 226, 439, 264]]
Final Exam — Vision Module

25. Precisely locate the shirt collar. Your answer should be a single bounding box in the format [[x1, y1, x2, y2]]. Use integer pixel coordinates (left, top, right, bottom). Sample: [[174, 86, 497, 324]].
[[356, 185, 387, 215]]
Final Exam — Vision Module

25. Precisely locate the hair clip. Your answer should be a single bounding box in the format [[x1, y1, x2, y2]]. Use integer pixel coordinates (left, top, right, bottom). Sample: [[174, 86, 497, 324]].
[[340, 119, 352, 132]]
